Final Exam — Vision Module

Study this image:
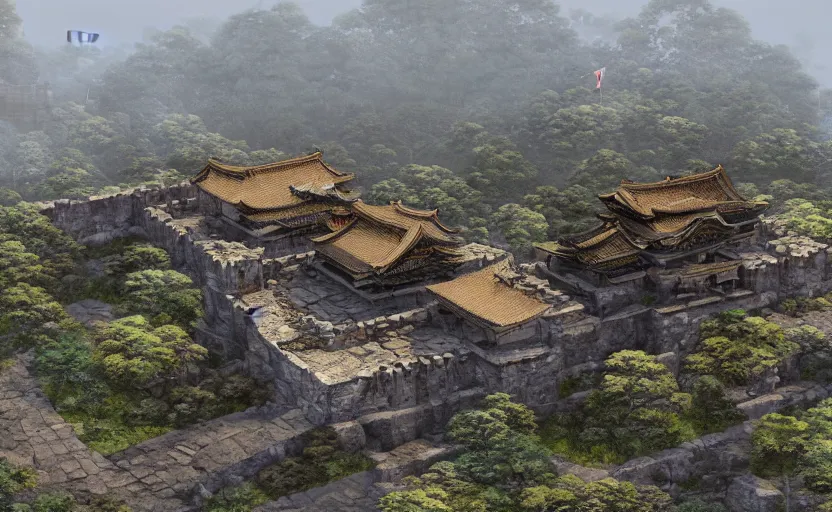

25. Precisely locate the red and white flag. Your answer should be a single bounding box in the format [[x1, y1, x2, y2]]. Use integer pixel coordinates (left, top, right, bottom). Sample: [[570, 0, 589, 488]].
[[595, 67, 606, 89]]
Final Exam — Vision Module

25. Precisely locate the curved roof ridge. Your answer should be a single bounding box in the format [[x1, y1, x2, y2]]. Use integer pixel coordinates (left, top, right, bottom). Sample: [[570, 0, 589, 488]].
[[352, 201, 460, 241], [204, 152, 352, 179], [391, 201, 460, 234], [377, 224, 426, 271], [310, 217, 358, 244]]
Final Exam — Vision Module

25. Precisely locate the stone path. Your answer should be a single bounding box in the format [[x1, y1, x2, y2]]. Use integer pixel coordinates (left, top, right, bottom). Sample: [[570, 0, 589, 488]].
[[109, 408, 312, 508], [0, 355, 140, 502], [254, 440, 455, 512], [0, 354, 313, 512]]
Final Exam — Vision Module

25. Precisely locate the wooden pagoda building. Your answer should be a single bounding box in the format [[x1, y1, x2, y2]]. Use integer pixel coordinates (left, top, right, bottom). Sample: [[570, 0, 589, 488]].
[[191, 152, 359, 239], [427, 260, 551, 345], [312, 200, 465, 289], [536, 166, 768, 284]]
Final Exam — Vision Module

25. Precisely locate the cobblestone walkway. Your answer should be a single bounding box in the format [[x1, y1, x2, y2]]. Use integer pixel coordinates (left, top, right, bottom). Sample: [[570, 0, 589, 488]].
[[109, 408, 312, 508], [0, 355, 141, 502], [0, 355, 312, 512]]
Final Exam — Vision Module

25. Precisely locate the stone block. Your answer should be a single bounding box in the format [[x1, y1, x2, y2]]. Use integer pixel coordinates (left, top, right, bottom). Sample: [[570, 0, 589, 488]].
[[725, 475, 784, 512], [333, 421, 367, 453]]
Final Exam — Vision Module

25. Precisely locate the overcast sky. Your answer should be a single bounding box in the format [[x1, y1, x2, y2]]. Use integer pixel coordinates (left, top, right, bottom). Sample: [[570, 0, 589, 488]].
[[15, 0, 832, 83]]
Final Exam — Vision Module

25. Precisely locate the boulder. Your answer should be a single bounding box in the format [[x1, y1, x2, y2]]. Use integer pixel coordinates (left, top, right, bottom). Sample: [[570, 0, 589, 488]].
[[65, 299, 114, 326], [332, 421, 367, 454], [725, 475, 784, 512]]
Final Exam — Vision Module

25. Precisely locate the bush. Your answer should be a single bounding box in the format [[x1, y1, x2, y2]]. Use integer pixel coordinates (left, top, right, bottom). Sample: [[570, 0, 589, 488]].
[[0, 458, 38, 510], [32, 493, 75, 512], [688, 375, 746, 433], [686, 311, 799, 386], [204, 482, 268, 512], [119, 270, 203, 330], [256, 427, 374, 499]]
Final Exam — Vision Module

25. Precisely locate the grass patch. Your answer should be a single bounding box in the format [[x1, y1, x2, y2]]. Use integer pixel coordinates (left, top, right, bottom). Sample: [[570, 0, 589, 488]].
[[207, 429, 375, 511], [557, 372, 602, 399], [539, 413, 699, 467], [204, 482, 270, 512], [256, 427, 375, 500], [62, 409, 173, 455]]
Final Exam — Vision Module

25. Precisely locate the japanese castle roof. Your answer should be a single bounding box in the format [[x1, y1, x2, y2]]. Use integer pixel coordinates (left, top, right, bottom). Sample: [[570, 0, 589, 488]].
[[426, 261, 550, 328], [598, 165, 768, 219], [191, 152, 355, 212], [311, 200, 463, 275]]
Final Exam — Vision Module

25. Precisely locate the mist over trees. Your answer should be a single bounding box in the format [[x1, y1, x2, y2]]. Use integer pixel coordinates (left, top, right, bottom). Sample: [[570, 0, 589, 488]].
[[1, 0, 831, 253]]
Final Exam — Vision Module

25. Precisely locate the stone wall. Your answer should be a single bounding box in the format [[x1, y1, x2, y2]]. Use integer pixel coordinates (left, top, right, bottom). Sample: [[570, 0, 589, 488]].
[[39, 190, 832, 438], [554, 382, 832, 501], [46, 184, 198, 245]]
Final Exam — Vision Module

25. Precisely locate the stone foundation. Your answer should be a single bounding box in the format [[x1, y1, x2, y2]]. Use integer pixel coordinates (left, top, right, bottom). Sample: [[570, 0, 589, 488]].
[[38, 188, 832, 450]]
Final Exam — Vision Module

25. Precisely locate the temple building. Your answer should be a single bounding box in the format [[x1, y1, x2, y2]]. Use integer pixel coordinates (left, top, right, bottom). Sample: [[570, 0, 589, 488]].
[[312, 200, 466, 290], [536, 166, 768, 307], [191, 152, 359, 242], [427, 261, 553, 345]]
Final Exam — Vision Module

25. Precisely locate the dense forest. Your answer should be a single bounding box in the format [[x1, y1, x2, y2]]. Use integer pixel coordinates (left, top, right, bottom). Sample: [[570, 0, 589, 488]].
[[2, 0, 832, 255]]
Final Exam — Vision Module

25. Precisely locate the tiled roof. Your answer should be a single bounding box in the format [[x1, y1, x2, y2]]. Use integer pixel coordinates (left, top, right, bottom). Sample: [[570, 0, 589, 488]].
[[312, 200, 463, 274], [352, 201, 459, 243], [427, 261, 550, 328], [243, 203, 333, 223], [679, 260, 742, 278], [599, 166, 768, 218], [191, 152, 355, 212]]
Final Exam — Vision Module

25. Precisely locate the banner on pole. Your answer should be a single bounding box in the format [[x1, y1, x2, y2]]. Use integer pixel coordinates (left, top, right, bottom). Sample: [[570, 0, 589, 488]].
[[595, 67, 606, 89]]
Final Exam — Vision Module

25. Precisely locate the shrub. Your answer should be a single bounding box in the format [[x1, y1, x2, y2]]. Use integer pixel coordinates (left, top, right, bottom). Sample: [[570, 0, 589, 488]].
[[688, 375, 746, 433], [204, 482, 268, 512], [256, 427, 374, 499], [120, 270, 203, 330], [686, 311, 799, 386]]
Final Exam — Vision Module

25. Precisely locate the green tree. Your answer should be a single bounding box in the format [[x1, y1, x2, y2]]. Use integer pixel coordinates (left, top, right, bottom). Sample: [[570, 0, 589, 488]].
[[101, 244, 171, 277], [732, 129, 832, 186], [92, 316, 206, 389], [0, 239, 51, 289], [688, 375, 745, 433], [751, 413, 810, 512], [580, 350, 692, 458], [0, 203, 80, 279], [518, 475, 672, 512], [799, 439, 832, 495], [121, 270, 203, 329], [0, 283, 69, 350], [490, 204, 548, 257], [686, 311, 799, 386]]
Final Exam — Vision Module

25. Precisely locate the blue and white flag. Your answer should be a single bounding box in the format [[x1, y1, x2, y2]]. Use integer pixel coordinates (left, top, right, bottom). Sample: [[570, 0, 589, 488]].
[[67, 30, 100, 44]]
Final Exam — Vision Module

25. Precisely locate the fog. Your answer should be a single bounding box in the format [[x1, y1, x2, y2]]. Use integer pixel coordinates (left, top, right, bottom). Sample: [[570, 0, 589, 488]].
[[16, 0, 832, 87]]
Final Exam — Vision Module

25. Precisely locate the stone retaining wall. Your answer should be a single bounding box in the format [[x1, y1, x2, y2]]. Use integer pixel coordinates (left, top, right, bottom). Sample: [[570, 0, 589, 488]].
[[555, 381, 832, 500], [38, 190, 832, 441]]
